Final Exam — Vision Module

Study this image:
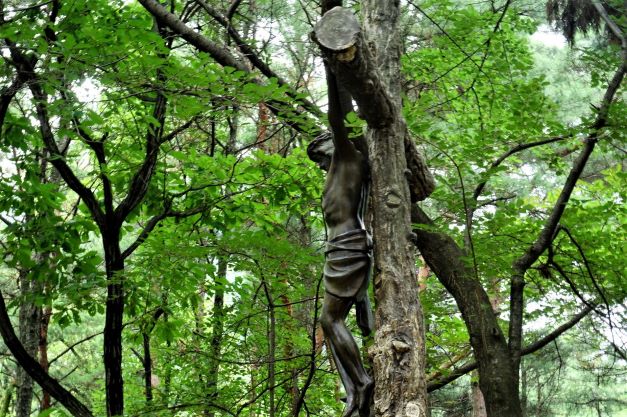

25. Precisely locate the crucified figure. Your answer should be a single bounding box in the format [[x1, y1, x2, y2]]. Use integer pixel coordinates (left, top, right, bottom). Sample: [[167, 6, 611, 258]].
[[308, 69, 374, 417]]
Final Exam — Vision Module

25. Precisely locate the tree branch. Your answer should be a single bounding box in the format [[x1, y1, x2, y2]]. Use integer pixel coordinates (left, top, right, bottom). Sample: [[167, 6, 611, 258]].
[[114, 22, 171, 223], [49, 332, 102, 367], [521, 304, 593, 354], [139, 0, 247, 71], [159, 116, 198, 144], [558, 226, 610, 310], [5, 41, 105, 227], [226, 0, 242, 21], [509, 25, 625, 367], [114, 91, 166, 222], [426, 304, 594, 392], [138, 0, 323, 135], [312, 7, 394, 128], [193, 0, 323, 119], [591, 0, 626, 49], [0, 290, 94, 417], [66, 105, 115, 216], [472, 135, 572, 203], [0, 74, 27, 128], [121, 210, 169, 260]]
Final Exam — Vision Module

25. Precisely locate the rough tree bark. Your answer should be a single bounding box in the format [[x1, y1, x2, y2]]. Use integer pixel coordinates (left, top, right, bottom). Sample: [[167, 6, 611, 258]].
[[411, 206, 521, 417], [313, 4, 434, 416], [470, 374, 487, 417], [15, 269, 42, 417], [0, 291, 94, 417], [415, 4, 625, 415], [361, 2, 429, 415], [39, 305, 53, 411]]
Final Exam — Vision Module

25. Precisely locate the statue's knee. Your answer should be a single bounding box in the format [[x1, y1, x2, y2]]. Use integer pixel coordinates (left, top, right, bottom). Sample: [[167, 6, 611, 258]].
[[320, 310, 334, 333]]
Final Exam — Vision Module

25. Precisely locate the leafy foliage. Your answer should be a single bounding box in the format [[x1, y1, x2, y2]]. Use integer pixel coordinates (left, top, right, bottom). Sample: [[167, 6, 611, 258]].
[[0, 0, 624, 416]]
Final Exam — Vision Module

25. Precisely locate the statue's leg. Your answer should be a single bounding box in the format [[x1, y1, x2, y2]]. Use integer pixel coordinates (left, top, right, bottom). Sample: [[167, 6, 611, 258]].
[[355, 296, 374, 336], [327, 340, 357, 414], [321, 293, 373, 417]]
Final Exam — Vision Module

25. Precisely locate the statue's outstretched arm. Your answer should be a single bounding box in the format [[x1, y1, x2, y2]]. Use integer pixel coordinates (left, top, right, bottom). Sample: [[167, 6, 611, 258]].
[[325, 65, 358, 158]]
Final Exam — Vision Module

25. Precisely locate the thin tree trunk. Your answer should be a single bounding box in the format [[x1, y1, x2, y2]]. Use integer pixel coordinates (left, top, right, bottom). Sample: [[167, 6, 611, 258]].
[[268, 305, 276, 417], [361, 1, 428, 415], [412, 207, 522, 417], [142, 333, 153, 403], [39, 305, 52, 411], [520, 357, 527, 417], [162, 297, 172, 410], [102, 230, 125, 417], [16, 269, 42, 417], [278, 273, 299, 414], [257, 102, 269, 149], [206, 258, 227, 417], [0, 374, 13, 417], [262, 280, 276, 417], [139, 305, 166, 406]]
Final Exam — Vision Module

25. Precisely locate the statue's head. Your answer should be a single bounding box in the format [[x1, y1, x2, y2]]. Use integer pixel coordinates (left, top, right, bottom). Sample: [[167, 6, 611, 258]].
[[307, 132, 333, 171]]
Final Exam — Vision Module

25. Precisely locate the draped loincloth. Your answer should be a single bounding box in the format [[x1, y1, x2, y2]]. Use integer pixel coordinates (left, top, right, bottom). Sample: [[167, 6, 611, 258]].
[[324, 229, 372, 300]]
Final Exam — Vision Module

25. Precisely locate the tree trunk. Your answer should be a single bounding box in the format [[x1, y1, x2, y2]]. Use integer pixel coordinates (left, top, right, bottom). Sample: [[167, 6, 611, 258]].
[[312, 3, 431, 415], [0, 290, 94, 417], [102, 229, 125, 417], [39, 305, 52, 411], [206, 258, 227, 417], [520, 357, 527, 417], [412, 207, 522, 417], [16, 270, 42, 417], [280, 290, 299, 415], [142, 333, 153, 403], [262, 280, 276, 417], [0, 374, 13, 417], [361, 2, 428, 415]]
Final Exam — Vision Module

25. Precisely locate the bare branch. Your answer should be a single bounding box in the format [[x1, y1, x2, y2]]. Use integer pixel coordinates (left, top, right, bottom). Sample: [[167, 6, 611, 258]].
[[427, 304, 594, 392], [193, 0, 323, 119], [139, 0, 247, 71], [472, 135, 572, 202], [226, 0, 242, 21], [509, 34, 625, 366], [138, 0, 323, 136], [49, 332, 102, 367], [0, 290, 94, 417], [591, 1, 626, 48], [522, 304, 593, 354], [5, 41, 105, 226]]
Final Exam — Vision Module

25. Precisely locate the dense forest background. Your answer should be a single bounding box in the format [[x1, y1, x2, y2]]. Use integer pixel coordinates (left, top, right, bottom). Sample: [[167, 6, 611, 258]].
[[0, 0, 624, 416]]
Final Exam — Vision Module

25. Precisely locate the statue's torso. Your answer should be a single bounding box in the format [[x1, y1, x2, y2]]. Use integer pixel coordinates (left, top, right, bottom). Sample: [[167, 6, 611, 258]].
[[322, 151, 367, 240]]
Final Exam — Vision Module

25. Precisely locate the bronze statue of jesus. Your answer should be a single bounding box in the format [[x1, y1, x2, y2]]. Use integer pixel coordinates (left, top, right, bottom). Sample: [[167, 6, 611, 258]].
[[308, 71, 374, 417]]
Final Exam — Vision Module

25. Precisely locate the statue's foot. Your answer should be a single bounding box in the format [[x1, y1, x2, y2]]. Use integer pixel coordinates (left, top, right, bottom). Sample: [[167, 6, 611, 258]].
[[357, 378, 374, 417]]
